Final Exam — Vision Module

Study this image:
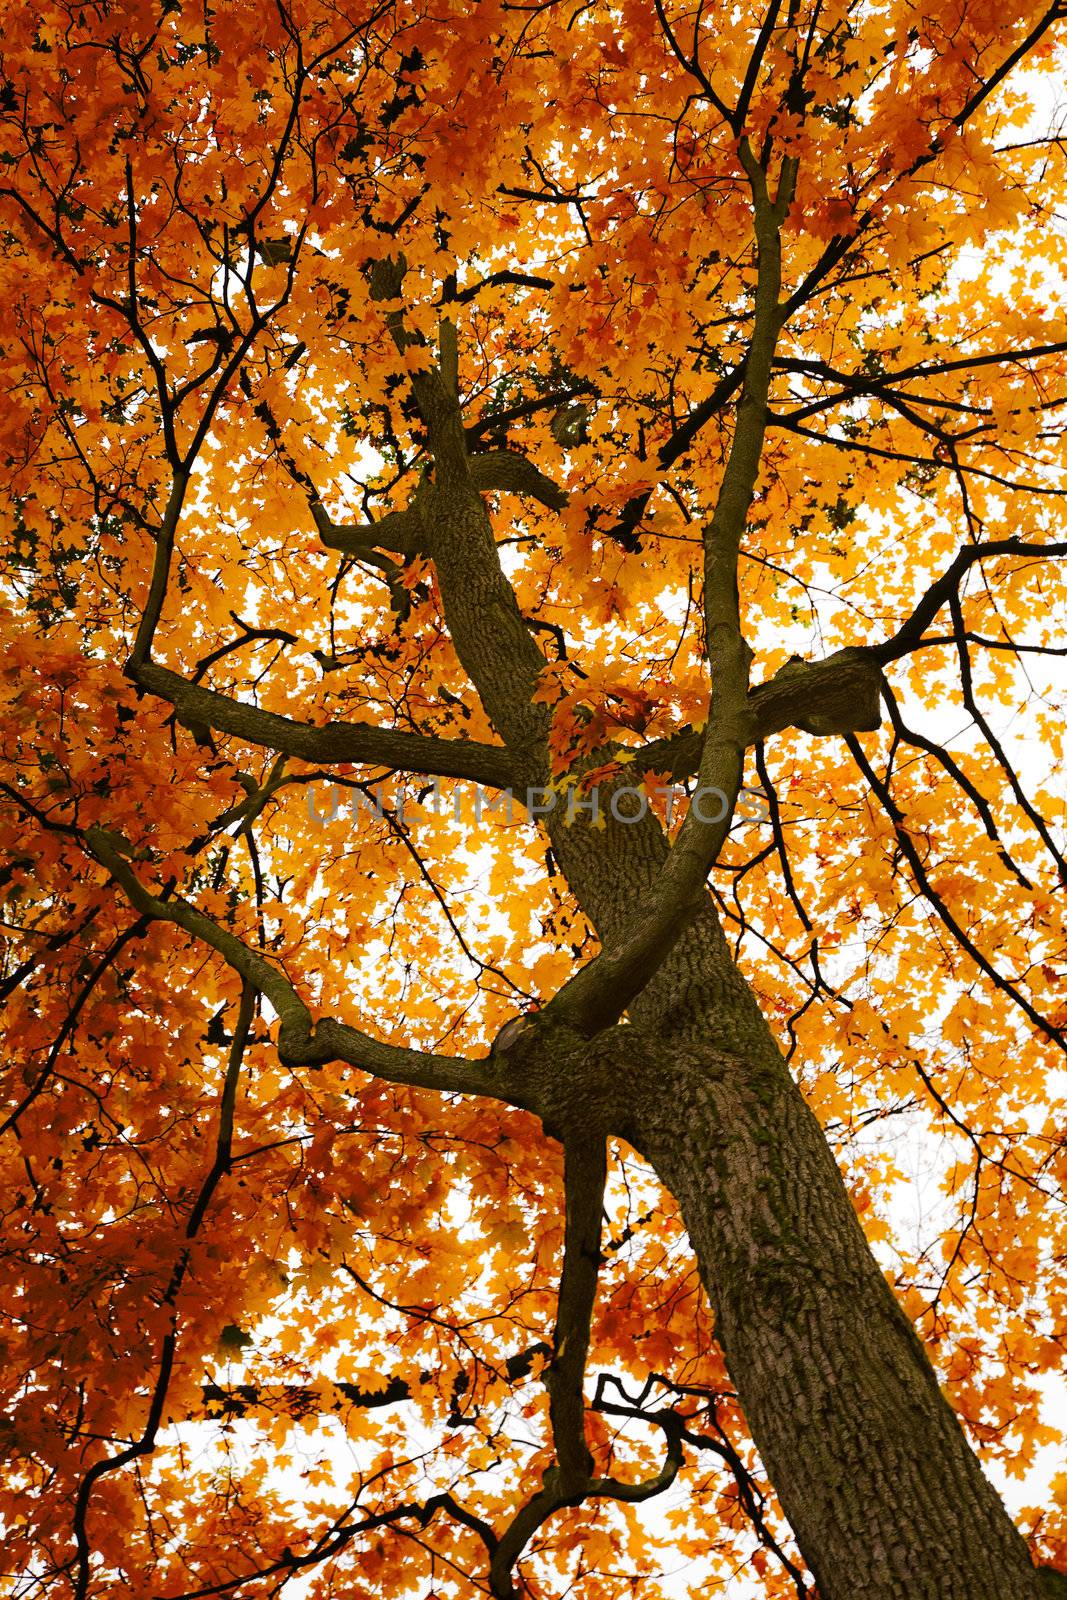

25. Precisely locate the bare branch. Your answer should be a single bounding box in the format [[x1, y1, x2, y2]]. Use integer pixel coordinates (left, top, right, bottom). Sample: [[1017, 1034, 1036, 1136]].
[[843, 739, 1066, 1056], [871, 540, 1067, 665]]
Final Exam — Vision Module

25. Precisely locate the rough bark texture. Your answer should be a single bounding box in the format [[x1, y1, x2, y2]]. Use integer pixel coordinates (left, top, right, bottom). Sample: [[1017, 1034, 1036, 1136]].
[[623, 1043, 1041, 1599], [541, 788, 1044, 1598]]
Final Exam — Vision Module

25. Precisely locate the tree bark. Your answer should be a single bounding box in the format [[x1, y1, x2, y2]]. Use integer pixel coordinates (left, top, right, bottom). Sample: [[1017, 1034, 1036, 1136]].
[[542, 801, 1043, 1598], [621, 1037, 1041, 1600]]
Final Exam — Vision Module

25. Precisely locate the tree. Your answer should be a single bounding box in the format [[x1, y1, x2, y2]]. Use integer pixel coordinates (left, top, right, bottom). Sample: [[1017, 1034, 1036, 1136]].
[[1, 1, 1066, 1596]]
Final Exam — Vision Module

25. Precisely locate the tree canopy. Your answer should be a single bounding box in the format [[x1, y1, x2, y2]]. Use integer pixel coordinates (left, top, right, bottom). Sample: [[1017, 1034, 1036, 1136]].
[[1, 2, 1066, 1597]]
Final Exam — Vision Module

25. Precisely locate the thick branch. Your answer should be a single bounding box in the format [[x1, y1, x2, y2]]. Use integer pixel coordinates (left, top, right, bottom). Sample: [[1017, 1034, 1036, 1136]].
[[366, 260, 551, 753], [544, 1137, 607, 1494], [129, 471, 190, 668], [751, 651, 888, 736], [629, 536, 1067, 782], [469, 449, 568, 511], [368, 255, 468, 466], [631, 649, 885, 781], [132, 661, 516, 789], [542, 145, 798, 1035], [308, 495, 425, 557], [84, 828, 526, 1101]]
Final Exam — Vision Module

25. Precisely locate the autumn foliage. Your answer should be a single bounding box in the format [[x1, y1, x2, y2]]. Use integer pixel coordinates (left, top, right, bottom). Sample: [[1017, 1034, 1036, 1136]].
[[1, 2, 1066, 1598]]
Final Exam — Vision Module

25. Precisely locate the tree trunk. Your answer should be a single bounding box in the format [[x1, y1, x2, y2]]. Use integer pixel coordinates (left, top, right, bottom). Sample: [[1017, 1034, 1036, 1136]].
[[548, 801, 1043, 1600], [623, 1040, 1042, 1600]]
